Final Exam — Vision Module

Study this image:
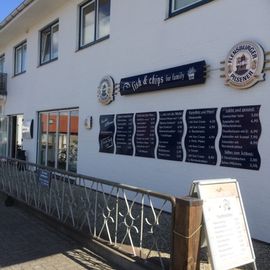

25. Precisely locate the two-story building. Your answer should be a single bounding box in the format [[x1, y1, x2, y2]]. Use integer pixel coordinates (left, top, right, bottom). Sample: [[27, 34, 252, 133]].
[[0, 0, 270, 243]]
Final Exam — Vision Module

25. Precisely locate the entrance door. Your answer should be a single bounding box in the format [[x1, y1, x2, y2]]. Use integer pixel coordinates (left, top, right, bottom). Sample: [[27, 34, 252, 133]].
[[8, 114, 23, 158]]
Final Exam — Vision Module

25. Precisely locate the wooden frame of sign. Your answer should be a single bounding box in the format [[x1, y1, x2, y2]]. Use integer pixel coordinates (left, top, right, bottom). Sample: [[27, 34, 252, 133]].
[[190, 179, 257, 270]]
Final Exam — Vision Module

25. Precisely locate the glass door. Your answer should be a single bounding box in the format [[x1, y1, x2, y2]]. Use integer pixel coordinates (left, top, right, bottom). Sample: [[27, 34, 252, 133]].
[[8, 114, 24, 158], [0, 116, 8, 156]]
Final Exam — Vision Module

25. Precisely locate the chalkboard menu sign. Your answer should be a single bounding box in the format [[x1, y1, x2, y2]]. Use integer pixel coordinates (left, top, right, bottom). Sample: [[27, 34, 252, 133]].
[[185, 108, 218, 165], [135, 112, 157, 158], [220, 105, 261, 170], [120, 61, 206, 95], [157, 110, 184, 161], [99, 115, 115, 153], [116, 114, 134, 155]]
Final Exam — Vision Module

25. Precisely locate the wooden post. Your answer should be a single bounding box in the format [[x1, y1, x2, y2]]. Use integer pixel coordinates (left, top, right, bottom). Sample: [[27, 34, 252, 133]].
[[172, 197, 203, 270]]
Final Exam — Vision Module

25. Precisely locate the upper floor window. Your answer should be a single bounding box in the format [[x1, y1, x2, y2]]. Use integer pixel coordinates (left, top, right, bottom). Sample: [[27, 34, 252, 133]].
[[14, 41, 27, 75], [40, 21, 59, 65], [79, 0, 110, 49], [170, 0, 212, 16], [0, 55, 4, 73]]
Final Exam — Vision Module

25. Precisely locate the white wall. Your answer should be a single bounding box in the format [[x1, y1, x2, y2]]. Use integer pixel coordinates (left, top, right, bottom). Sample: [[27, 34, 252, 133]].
[[0, 0, 270, 242]]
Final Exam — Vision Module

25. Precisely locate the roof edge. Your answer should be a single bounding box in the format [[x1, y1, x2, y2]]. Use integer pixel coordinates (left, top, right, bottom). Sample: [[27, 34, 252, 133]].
[[0, 0, 36, 30]]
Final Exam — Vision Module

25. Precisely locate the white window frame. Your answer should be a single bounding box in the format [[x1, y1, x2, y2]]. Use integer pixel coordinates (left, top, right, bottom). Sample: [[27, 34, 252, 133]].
[[14, 41, 27, 75], [79, 0, 110, 49], [40, 21, 59, 65]]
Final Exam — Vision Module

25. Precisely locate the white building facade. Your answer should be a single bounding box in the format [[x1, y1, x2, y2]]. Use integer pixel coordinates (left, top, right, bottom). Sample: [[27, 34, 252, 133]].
[[0, 0, 270, 243]]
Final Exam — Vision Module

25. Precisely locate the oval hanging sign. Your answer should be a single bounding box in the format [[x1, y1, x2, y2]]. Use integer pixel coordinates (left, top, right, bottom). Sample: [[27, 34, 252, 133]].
[[224, 41, 265, 89]]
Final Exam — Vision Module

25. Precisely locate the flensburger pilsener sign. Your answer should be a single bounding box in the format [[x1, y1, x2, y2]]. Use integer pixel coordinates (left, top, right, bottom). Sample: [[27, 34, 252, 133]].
[[225, 41, 265, 89]]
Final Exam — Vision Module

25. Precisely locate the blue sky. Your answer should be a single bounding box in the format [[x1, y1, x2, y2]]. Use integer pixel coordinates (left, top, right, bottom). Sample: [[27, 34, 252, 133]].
[[0, 0, 24, 22]]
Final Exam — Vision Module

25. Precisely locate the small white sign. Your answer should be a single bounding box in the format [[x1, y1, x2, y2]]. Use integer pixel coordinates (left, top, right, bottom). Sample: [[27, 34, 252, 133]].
[[191, 179, 256, 270]]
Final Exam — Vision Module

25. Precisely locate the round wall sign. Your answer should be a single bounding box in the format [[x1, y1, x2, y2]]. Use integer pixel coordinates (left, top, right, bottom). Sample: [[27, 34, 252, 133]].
[[225, 41, 265, 89], [97, 76, 115, 105]]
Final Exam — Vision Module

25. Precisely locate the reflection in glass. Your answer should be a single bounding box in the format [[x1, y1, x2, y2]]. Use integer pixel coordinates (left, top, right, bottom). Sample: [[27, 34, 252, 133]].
[[68, 111, 78, 172], [38, 109, 79, 172], [97, 0, 110, 39], [174, 0, 198, 10], [51, 23, 59, 60], [81, 2, 95, 46], [15, 48, 22, 74], [0, 117, 8, 156], [15, 42, 26, 74], [47, 112, 57, 168], [41, 29, 51, 63], [39, 113, 48, 165], [57, 112, 68, 170], [21, 43, 27, 72], [0, 55, 4, 73]]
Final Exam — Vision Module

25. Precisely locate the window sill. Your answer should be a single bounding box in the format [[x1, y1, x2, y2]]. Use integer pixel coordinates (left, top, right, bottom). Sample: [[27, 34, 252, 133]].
[[38, 57, 58, 68], [168, 0, 213, 19], [76, 35, 110, 52]]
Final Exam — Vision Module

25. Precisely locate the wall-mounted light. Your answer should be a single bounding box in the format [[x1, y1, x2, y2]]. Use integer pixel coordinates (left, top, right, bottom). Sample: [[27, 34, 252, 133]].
[[84, 116, 93, 129]]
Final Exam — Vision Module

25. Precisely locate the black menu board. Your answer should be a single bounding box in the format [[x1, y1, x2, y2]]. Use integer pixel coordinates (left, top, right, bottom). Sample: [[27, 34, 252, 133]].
[[116, 114, 134, 155], [99, 115, 115, 153], [219, 105, 261, 170], [157, 110, 184, 161], [185, 108, 218, 165], [135, 112, 157, 158]]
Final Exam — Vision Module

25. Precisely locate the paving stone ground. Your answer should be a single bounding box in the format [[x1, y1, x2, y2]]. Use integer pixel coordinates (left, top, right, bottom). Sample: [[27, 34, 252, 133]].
[[0, 193, 269, 270], [0, 195, 118, 270]]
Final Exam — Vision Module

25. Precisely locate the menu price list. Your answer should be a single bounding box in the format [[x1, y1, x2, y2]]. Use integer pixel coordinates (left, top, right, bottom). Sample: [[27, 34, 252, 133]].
[[135, 112, 157, 158], [116, 114, 134, 156], [219, 105, 261, 170], [99, 115, 115, 153], [185, 108, 218, 165], [157, 110, 184, 161]]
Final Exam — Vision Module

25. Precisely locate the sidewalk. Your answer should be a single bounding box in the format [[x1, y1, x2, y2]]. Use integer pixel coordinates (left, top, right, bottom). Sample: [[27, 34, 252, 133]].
[[0, 194, 118, 270], [0, 193, 269, 270]]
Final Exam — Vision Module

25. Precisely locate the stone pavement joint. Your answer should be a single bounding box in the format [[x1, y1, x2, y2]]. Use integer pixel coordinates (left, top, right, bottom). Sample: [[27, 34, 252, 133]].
[[0, 194, 118, 270]]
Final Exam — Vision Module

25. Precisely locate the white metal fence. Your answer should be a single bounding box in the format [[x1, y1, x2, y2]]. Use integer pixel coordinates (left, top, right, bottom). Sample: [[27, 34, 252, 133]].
[[0, 158, 176, 270]]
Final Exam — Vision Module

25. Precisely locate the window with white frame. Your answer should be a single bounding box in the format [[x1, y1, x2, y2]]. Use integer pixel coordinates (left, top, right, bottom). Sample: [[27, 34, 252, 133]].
[[0, 55, 4, 73], [14, 41, 27, 75], [170, 0, 212, 16], [40, 21, 59, 65], [38, 109, 79, 173], [79, 0, 110, 48]]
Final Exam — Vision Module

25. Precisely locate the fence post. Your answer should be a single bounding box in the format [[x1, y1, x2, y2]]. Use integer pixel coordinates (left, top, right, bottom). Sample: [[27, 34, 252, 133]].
[[172, 197, 203, 270]]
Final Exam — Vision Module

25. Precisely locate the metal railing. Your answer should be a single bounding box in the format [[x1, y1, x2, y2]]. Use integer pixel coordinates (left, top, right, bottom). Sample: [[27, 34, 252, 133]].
[[0, 73, 7, 96], [0, 157, 176, 269]]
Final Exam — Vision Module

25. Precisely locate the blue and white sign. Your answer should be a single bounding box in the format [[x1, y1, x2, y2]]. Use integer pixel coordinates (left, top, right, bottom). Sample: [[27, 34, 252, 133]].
[[37, 169, 51, 187]]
